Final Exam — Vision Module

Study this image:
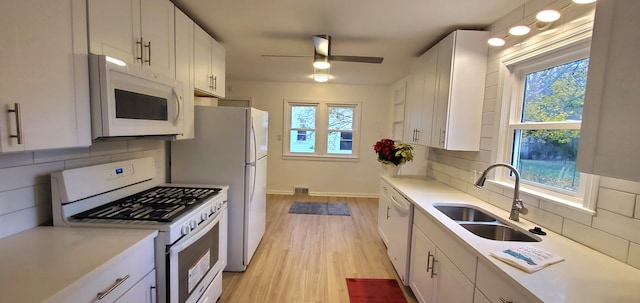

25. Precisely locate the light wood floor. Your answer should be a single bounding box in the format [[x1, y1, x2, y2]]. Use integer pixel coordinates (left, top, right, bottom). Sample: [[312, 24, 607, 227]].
[[220, 194, 418, 303]]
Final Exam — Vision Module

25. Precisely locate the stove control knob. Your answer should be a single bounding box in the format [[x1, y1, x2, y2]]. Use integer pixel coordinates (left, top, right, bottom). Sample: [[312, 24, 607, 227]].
[[181, 225, 191, 236], [190, 220, 198, 230], [201, 212, 209, 221]]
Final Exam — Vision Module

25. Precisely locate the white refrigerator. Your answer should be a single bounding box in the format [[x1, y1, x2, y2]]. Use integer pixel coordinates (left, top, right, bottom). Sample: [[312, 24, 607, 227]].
[[171, 106, 268, 272]]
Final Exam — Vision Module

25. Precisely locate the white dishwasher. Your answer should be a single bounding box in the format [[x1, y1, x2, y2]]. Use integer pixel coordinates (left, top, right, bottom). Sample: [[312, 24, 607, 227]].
[[380, 178, 414, 285]]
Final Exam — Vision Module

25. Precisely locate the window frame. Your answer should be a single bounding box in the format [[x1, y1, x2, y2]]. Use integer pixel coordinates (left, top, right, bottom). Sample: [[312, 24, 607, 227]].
[[493, 34, 599, 213], [283, 99, 361, 161]]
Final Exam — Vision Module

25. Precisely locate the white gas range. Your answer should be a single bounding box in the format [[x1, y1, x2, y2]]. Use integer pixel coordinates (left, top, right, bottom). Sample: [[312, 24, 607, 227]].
[[51, 157, 228, 303]]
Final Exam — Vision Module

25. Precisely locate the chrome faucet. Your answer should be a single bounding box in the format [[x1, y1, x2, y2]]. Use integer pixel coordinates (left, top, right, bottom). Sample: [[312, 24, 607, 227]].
[[474, 163, 528, 221]]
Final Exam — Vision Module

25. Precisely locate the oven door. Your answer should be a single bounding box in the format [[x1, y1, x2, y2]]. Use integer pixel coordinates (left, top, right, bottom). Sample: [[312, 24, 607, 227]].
[[167, 207, 227, 303]]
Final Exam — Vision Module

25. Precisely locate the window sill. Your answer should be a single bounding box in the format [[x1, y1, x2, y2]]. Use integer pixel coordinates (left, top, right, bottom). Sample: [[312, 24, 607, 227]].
[[282, 154, 360, 162], [486, 180, 596, 217]]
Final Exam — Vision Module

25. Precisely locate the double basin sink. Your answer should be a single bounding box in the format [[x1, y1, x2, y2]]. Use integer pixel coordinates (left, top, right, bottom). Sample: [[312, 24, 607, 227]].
[[434, 204, 540, 242]]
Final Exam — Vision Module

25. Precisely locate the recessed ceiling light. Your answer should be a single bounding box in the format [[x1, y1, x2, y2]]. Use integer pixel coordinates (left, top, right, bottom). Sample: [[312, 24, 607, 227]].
[[313, 74, 330, 82], [313, 61, 330, 69], [488, 37, 506, 46], [509, 25, 531, 36], [536, 10, 561, 22], [573, 0, 596, 4]]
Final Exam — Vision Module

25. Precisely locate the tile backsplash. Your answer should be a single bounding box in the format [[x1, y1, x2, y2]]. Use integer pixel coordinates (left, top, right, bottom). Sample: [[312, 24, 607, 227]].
[[0, 140, 167, 239]]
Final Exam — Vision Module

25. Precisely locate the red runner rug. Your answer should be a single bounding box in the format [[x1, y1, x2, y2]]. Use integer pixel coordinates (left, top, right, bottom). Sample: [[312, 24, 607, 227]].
[[346, 278, 407, 303]]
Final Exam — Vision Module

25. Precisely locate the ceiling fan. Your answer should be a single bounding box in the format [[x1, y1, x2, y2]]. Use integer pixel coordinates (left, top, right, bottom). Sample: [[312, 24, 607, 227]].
[[263, 34, 384, 68]]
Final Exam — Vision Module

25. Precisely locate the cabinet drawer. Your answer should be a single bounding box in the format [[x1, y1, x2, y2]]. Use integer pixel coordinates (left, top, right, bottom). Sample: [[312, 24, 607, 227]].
[[413, 209, 476, 281], [476, 260, 541, 303], [47, 236, 155, 303], [380, 180, 393, 200]]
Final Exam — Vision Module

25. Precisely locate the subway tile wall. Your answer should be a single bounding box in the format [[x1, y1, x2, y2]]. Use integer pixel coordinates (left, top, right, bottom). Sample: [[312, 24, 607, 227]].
[[0, 140, 167, 239], [426, 0, 640, 269]]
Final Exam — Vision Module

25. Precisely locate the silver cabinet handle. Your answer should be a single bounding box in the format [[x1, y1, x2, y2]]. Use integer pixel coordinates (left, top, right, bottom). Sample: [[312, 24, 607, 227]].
[[97, 274, 130, 300], [499, 297, 514, 303], [430, 259, 438, 278], [386, 205, 390, 220], [145, 41, 151, 65], [8, 103, 23, 144], [136, 38, 144, 63], [426, 251, 433, 272], [213, 75, 217, 91], [209, 75, 214, 89], [439, 129, 445, 146]]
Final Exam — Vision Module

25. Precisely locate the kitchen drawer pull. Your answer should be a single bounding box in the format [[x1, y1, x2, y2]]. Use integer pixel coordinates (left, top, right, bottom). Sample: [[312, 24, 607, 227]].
[[213, 75, 217, 91], [209, 75, 214, 89], [499, 297, 514, 303], [145, 41, 151, 65], [7, 103, 23, 144], [136, 38, 144, 63], [97, 274, 130, 300], [426, 251, 434, 272], [386, 205, 390, 219], [430, 259, 438, 278]]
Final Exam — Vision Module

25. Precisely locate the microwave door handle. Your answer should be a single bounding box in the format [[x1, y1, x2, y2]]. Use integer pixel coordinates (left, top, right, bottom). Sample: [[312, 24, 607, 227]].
[[172, 87, 182, 125]]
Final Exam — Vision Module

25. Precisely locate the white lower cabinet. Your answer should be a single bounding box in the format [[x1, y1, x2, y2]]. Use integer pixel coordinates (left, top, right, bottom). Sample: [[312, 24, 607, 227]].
[[378, 179, 413, 285], [115, 269, 157, 303], [474, 288, 491, 303], [410, 209, 474, 303], [47, 235, 156, 303], [475, 260, 540, 303]]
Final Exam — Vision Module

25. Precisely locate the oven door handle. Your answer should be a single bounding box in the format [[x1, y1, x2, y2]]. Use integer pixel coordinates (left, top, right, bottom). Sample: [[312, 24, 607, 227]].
[[169, 212, 221, 256]]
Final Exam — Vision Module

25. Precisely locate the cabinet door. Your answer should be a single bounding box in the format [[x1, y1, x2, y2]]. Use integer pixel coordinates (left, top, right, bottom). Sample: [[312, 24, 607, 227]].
[[404, 60, 426, 144], [194, 25, 213, 94], [88, 0, 140, 65], [431, 33, 454, 149], [576, 0, 640, 182], [0, 0, 91, 152], [210, 38, 226, 98], [410, 226, 436, 303], [115, 270, 156, 303], [175, 8, 195, 140], [377, 182, 392, 246], [140, 0, 175, 77], [433, 248, 474, 303], [420, 46, 438, 147]]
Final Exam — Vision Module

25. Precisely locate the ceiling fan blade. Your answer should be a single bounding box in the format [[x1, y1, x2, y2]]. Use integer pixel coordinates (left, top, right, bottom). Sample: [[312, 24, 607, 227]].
[[329, 55, 384, 64], [313, 35, 330, 57]]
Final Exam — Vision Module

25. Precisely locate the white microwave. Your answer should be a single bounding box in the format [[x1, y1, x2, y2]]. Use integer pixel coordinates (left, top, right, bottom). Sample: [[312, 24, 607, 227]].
[[89, 54, 184, 140]]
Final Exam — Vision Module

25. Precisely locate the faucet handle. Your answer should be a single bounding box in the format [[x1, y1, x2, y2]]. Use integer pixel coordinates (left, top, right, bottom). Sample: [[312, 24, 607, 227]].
[[520, 206, 528, 215]]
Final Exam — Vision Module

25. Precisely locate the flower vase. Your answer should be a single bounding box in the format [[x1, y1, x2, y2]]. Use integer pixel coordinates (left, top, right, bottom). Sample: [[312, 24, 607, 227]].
[[383, 164, 400, 177]]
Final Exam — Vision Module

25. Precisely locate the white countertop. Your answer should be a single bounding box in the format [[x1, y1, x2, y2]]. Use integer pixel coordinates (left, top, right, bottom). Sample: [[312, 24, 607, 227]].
[[0, 227, 157, 303], [383, 175, 640, 303]]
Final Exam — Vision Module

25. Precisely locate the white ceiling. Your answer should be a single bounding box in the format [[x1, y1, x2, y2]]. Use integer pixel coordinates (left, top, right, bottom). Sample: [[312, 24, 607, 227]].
[[171, 0, 525, 86]]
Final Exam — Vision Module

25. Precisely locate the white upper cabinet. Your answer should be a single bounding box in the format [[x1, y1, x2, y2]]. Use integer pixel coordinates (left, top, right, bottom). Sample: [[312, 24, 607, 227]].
[[194, 25, 226, 98], [0, 0, 91, 152], [404, 46, 437, 146], [577, 0, 640, 182], [88, 0, 176, 78], [430, 30, 488, 150], [404, 30, 488, 150], [174, 8, 195, 140]]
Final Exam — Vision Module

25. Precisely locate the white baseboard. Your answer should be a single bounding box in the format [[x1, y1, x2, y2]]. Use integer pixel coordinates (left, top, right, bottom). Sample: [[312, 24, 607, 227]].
[[266, 189, 378, 199]]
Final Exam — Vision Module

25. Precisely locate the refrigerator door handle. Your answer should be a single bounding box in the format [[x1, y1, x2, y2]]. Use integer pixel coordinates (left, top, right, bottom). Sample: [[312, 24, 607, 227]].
[[250, 121, 258, 202]]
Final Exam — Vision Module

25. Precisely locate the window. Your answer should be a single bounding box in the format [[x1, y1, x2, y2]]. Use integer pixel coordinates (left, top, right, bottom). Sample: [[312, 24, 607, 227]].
[[284, 100, 360, 159], [498, 41, 598, 211]]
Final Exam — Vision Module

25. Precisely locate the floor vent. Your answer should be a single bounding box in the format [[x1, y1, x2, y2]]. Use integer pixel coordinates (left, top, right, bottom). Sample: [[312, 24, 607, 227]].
[[294, 187, 309, 195]]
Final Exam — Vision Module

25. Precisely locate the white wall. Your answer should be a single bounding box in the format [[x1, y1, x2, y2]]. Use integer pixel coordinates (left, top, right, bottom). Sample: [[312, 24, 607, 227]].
[[0, 140, 167, 239], [427, 0, 640, 269], [225, 80, 396, 197]]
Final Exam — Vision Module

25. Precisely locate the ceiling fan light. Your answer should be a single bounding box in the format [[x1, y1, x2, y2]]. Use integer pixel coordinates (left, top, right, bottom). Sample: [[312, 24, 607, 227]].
[[536, 10, 561, 22], [313, 60, 330, 69], [313, 74, 330, 82], [573, 0, 596, 4], [488, 37, 506, 46], [509, 25, 530, 36]]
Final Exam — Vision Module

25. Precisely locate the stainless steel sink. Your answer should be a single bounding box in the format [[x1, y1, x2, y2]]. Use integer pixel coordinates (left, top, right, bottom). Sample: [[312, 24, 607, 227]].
[[460, 223, 540, 242], [434, 204, 540, 242], [434, 205, 499, 222]]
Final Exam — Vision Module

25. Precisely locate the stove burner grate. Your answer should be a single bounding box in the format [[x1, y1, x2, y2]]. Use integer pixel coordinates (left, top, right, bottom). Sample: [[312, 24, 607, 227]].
[[71, 186, 221, 223]]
